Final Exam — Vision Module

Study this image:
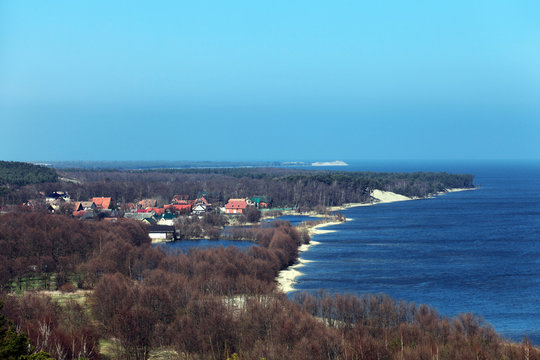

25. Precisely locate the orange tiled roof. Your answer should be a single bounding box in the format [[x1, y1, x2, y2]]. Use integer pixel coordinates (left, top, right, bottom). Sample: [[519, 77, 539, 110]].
[[225, 199, 248, 209], [92, 197, 112, 209], [199, 196, 211, 205]]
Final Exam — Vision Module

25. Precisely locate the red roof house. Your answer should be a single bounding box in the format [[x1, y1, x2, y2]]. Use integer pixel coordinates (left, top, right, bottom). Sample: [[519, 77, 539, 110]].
[[225, 199, 248, 214], [92, 197, 112, 210], [73, 201, 96, 213]]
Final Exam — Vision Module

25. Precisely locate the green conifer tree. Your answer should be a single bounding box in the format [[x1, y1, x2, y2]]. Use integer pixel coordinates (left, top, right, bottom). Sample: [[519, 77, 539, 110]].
[[0, 302, 54, 360]]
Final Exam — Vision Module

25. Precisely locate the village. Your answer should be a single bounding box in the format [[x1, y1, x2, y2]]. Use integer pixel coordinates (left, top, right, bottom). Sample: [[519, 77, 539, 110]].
[[32, 191, 275, 241]]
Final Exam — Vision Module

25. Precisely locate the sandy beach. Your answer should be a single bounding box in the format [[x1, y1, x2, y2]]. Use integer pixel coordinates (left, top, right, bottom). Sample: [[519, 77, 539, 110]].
[[276, 187, 476, 293], [275, 257, 315, 293]]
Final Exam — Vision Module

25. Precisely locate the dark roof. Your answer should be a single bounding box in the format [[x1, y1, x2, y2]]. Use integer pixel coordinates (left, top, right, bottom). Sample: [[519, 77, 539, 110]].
[[148, 225, 175, 233], [47, 192, 64, 199]]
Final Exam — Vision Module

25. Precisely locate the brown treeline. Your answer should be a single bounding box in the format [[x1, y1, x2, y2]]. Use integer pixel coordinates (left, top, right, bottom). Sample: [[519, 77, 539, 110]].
[[4, 167, 475, 209], [0, 212, 536, 360]]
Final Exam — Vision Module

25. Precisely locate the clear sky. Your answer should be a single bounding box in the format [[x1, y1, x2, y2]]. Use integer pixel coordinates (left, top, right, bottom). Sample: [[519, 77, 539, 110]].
[[1, 1, 539, 162]]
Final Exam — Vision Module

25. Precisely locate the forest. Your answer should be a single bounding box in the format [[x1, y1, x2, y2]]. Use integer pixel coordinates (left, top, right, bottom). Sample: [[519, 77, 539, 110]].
[[2, 166, 475, 209], [0, 161, 58, 199], [0, 211, 537, 360]]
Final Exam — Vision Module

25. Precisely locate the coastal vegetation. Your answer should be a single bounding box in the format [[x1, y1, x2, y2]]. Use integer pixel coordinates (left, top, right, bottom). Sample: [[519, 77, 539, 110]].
[[0, 211, 537, 359], [2, 166, 474, 209]]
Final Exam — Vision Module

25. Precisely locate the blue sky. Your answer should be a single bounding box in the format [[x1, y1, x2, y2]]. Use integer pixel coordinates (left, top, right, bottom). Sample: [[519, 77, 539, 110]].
[[1, 1, 539, 162]]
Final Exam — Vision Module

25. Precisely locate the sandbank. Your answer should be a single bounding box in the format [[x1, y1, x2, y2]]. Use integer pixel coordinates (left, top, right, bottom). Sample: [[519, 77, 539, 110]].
[[276, 257, 315, 293], [276, 218, 345, 293], [328, 189, 413, 212], [309, 221, 343, 235]]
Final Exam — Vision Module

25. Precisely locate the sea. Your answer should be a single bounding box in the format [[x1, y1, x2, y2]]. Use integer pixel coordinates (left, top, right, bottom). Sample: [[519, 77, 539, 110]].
[[291, 161, 540, 345], [160, 160, 540, 344]]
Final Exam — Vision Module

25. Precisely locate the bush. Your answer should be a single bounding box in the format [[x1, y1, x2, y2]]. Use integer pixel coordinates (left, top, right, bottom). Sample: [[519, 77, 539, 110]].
[[59, 283, 76, 293], [245, 206, 261, 223]]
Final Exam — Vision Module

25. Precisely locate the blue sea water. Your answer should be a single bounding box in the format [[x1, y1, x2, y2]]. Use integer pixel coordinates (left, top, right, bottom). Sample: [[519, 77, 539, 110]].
[[292, 161, 540, 344], [264, 214, 320, 226]]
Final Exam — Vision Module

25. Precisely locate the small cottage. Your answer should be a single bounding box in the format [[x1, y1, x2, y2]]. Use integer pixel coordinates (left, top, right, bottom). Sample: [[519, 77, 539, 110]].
[[225, 199, 248, 214]]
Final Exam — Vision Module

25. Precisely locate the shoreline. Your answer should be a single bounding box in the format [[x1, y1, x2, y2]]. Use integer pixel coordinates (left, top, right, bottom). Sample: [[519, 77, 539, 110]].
[[276, 187, 476, 293]]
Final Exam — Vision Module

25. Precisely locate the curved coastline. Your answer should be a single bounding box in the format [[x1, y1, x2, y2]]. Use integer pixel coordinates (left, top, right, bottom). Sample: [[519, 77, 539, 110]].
[[276, 187, 476, 293]]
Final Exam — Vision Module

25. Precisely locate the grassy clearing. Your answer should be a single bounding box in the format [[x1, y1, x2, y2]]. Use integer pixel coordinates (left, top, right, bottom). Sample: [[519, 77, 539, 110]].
[[149, 348, 181, 360], [39, 289, 91, 306], [8, 272, 83, 294], [99, 339, 181, 360]]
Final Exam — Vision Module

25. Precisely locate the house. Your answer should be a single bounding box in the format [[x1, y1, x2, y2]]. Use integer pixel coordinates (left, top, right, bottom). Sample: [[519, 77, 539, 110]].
[[196, 196, 211, 205], [23, 199, 44, 210], [46, 191, 71, 203], [196, 196, 211, 207], [72, 201, 97, 217], [47, 203, 60, 213], [157, 213, 176, 226], [92, 197, 112, 210], [73, 201, 96, 212], [225, 198, 248, 214], [250, 196, 272, 209], [148, 225, 176, 241], [192, 203, 207, 215], [192, 196, 212, 215]]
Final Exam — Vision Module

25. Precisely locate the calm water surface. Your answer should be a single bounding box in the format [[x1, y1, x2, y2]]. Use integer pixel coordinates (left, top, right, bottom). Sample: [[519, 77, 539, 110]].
[[293, 162, 540, 344]]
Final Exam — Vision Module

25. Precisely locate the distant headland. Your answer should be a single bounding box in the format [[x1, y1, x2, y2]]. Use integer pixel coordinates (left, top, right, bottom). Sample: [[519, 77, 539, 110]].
[[311, 160, 348, 166]]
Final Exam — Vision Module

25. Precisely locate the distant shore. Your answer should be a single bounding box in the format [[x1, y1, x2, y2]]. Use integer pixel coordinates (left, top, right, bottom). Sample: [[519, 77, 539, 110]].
[[276, 187, 476, 293]]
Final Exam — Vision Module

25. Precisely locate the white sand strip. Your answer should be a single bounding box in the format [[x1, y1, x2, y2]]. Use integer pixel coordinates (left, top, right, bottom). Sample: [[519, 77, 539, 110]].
[[276, 257, 314, 293], [310, 221, 343, 235], [277, 222, 343, 293]]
